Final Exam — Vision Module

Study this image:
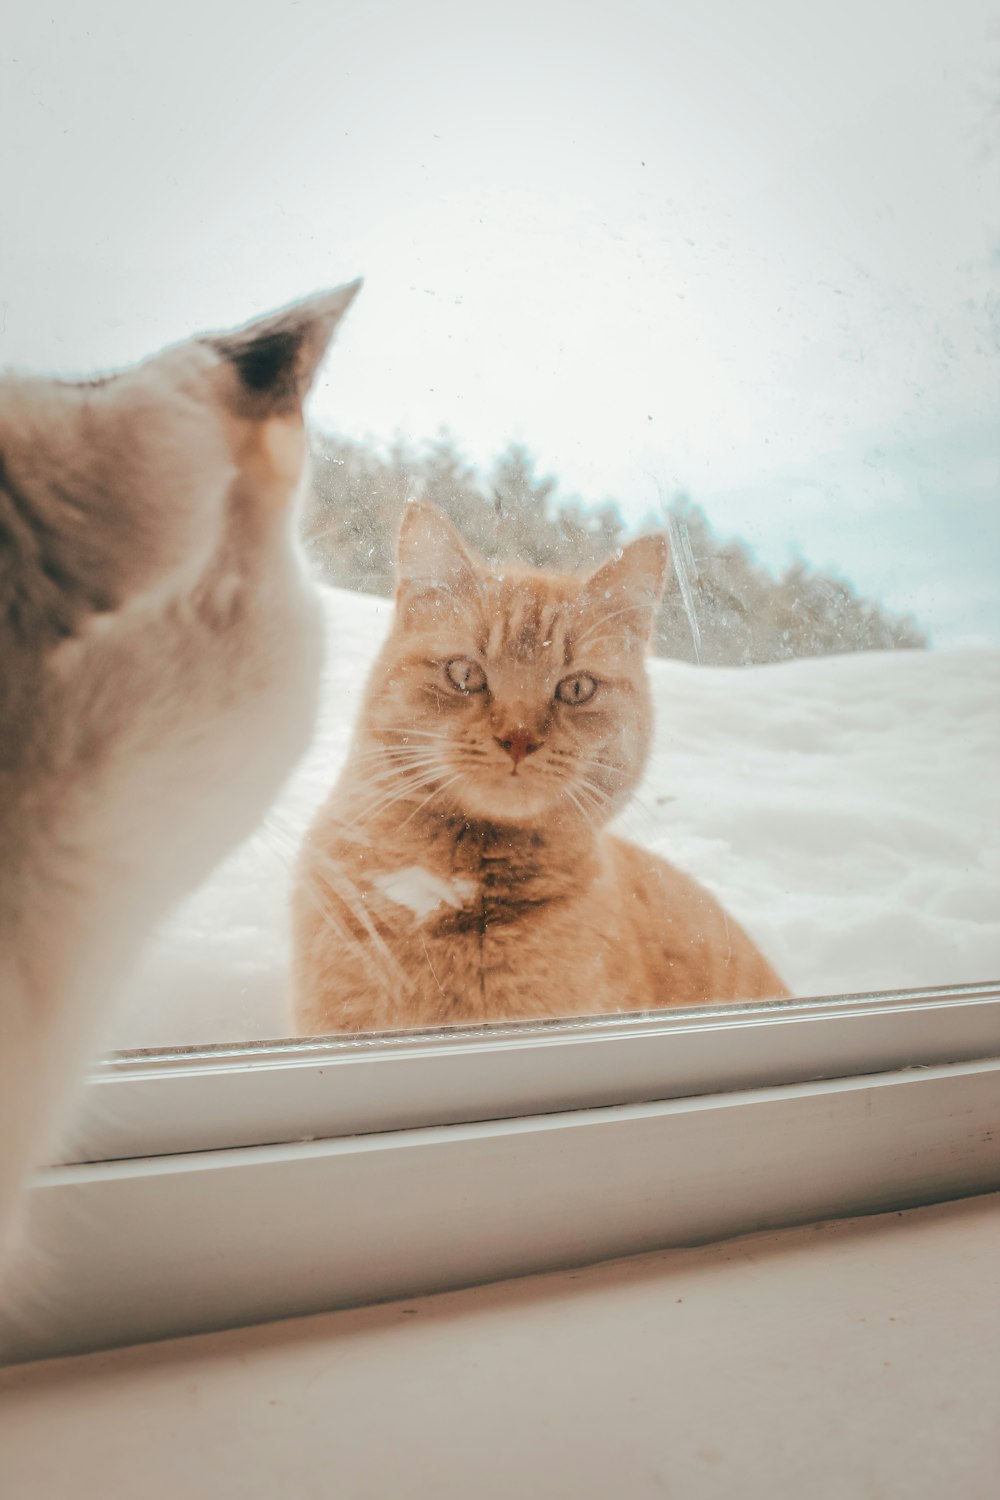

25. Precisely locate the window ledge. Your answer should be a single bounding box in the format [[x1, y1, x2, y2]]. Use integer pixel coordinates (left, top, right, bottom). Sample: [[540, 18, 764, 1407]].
[[3, 1050, 998, 1364]]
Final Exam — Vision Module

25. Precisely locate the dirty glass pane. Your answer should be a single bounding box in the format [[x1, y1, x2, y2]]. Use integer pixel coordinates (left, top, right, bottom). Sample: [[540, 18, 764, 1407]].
[[5, 1, 996, 1045]]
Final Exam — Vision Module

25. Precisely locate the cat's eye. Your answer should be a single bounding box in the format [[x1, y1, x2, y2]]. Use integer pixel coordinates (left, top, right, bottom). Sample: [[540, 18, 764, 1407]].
[[555, 673, 598, 705], [445, 657, 487, 693]]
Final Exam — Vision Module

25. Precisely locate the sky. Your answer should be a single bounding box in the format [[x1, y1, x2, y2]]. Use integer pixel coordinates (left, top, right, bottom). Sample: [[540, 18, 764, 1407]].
[[2, 0, 998, 645]]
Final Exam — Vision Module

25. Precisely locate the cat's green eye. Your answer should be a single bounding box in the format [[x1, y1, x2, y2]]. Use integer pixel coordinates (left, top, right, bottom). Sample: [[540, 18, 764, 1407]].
[[555, 673, 598, 706], [445, 657, 487, 694]]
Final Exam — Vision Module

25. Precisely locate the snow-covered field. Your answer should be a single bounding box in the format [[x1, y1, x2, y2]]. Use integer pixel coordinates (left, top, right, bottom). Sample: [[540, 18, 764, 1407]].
[[108, 587, 1000, 1049]]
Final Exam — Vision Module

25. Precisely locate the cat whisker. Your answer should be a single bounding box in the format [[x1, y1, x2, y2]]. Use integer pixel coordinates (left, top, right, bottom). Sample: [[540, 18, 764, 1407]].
[[363, 744, 454, 766], [619, 788, 660, 825], [396, 773, 464, 831], [348, 779, 445, 825], [335, 766, 444, 822], [347, 766, 455, 827], [583, 752, 625, 771], [347, 760, 443, 792], [568, 785, 604, 818], [304, 852, 413, 994], [578, 771, 614, 798], [558, 784, 592, 822], [350, 743, 444, 763], [562, 774, 615, 821], [573, 604, 647, 648], [351, 749, 447, 775]]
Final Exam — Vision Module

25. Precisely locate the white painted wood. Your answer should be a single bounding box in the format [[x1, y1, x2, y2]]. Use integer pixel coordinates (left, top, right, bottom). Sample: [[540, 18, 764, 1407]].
[[4, 1197, 997, 1500], [4, 1056, 998, 1364], [61, 982, 1000, 1162]]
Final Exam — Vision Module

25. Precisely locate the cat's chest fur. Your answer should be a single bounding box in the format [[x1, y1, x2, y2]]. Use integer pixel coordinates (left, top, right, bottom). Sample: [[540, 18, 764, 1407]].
[[315, 816, 607, 1025], [368, 818, 592, 927]]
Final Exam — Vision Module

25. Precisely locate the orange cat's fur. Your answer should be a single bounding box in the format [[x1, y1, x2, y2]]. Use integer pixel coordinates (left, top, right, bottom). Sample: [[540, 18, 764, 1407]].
[[291, 502, 787, 1032]]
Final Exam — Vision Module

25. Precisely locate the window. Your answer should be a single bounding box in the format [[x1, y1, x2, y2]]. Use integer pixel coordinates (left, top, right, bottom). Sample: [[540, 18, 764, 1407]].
[[2, 0, 997, 1362]]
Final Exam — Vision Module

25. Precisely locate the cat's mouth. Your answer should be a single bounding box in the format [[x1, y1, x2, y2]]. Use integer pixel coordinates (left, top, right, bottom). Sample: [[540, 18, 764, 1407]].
[[451, 759, 557, 821], [493, 757, 538, 784]]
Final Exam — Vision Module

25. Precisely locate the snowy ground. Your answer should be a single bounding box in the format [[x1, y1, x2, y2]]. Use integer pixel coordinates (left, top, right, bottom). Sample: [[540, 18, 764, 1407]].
[[108, 586, 1000, 1049]]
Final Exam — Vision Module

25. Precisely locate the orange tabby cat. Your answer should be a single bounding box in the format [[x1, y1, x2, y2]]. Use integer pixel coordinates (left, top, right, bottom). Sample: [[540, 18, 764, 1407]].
[[291, 501, 787, 1031]]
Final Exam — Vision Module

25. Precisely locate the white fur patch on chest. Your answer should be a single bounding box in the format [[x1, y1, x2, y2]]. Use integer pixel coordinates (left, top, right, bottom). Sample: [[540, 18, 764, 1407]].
[[373, 867, 477, 921]]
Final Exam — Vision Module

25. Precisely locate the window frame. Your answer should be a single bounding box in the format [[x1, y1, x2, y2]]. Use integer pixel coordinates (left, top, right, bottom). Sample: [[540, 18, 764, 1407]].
[[0, 980, 996, 1365], [61, 980, 1000, 1163]]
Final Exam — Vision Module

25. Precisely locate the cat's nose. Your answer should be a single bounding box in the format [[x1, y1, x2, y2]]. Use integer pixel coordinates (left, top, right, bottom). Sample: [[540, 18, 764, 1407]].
[[495, 730, 541, 766]]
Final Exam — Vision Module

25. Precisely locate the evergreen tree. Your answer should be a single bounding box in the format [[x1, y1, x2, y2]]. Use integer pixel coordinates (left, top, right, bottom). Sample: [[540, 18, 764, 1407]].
[[303, 431, 928, 662]]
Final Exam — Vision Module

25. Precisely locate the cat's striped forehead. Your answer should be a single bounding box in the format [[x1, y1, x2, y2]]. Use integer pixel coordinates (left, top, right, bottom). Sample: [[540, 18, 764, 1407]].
[[476, 573, 580, 667]]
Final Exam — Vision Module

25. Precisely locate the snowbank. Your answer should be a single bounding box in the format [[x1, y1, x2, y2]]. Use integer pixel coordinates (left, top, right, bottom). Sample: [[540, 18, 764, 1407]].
[[109, 586, 1000, 1048]]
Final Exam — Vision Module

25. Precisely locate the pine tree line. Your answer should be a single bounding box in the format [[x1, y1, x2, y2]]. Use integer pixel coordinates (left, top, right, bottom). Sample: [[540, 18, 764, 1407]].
[[304, 431, 927, 664]]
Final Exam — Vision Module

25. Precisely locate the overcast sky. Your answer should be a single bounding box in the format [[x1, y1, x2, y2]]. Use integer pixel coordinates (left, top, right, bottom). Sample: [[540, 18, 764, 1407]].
[[2, 0, 997, 644]]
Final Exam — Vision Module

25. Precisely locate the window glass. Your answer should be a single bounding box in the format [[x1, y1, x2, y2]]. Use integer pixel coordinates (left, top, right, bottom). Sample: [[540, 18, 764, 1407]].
[[4, 0, 997, 1047]]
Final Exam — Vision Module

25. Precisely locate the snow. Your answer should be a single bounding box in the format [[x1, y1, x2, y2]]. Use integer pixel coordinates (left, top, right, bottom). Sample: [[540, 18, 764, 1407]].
[[108, 586, 1000, 1049]]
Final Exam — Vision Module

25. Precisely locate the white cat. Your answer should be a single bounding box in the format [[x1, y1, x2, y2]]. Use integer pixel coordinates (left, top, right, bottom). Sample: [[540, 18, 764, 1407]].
[[0, 282, 361, 1258]]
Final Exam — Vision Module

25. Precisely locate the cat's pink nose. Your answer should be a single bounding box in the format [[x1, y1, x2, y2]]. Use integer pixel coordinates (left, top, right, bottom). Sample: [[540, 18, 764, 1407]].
[[495, 730, 541, 766]]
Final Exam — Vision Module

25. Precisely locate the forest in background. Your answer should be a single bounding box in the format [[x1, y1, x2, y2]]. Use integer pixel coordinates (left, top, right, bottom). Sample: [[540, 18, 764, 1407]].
[[304, 431, 927, 665]]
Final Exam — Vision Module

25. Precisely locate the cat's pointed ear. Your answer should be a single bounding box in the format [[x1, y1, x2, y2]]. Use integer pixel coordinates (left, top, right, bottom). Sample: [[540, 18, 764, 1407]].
[[396, 500, 482, 617], [207, 281, 363, 415], [577, 533, 670, 649]]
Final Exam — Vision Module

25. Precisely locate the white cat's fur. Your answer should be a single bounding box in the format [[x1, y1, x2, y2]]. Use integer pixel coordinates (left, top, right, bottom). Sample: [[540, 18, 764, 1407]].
[[0, 283, 360, 1259]]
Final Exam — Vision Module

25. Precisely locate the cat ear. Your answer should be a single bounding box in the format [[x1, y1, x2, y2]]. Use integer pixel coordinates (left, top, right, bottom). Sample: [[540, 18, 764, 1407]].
[[577, 533, 670, 648], [396, 501, 482, 615], [207, 281, 362, 415]]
